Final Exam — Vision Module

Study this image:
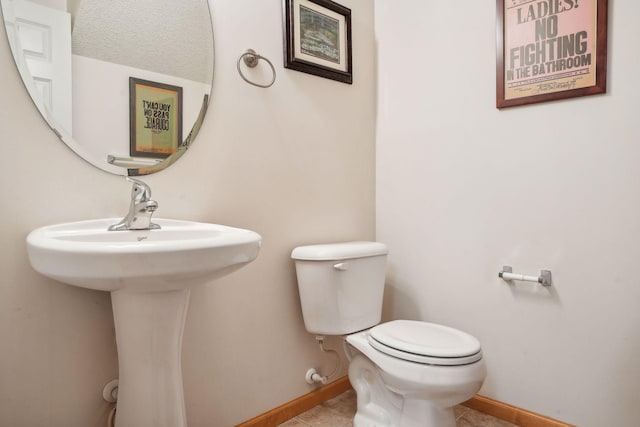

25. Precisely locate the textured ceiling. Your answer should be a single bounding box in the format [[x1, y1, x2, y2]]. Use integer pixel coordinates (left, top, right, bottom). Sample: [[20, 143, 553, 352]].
[[71, 0, 213, 83]]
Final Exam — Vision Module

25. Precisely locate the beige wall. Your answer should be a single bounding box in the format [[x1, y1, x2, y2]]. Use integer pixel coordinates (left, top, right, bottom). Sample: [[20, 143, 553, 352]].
[[375, 1, 640, 426], [0, 1, 376, 426]]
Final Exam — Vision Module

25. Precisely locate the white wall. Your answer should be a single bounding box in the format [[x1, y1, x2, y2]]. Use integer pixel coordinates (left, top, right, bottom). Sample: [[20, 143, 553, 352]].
[[0, 1, 375, 426], [375, 1, 640, 426]]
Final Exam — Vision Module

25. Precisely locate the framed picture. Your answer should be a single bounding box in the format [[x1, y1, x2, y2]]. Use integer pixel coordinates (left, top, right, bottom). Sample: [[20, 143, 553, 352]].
[[129, 77, 183, 158], [283, 0, 352, 84], [496, 0, 607, 108]]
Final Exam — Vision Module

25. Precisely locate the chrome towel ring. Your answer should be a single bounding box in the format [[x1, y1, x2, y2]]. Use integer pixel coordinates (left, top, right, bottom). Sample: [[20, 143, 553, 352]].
[[237, 49, 276, 88]]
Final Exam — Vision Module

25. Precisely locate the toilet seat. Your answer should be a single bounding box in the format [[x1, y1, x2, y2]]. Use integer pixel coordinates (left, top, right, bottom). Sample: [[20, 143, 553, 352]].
[[368, 320, 482, 366]]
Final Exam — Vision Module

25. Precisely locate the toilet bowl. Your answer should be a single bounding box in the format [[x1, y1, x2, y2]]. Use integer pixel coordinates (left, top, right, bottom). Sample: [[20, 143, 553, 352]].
[[291, 242, 486, 427], [345, 321, 486, 427]]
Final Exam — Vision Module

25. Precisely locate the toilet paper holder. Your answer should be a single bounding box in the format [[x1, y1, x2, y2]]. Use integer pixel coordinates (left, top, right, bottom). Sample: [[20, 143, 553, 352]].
[[499, 266, 552, 287]]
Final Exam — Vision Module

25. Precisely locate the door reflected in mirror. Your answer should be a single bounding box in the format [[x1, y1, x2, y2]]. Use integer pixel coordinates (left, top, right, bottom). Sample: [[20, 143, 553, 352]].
[[1, 0, 214, 175]]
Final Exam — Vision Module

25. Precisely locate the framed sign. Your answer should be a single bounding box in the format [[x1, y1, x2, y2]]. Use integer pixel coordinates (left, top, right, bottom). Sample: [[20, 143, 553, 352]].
[[496, 0, 607, 108], [129, 77, 183, 158], [283, 0, 352, 84]]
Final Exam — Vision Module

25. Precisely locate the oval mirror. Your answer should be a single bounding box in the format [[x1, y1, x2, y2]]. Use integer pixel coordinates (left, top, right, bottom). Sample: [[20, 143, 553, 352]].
[[1, 0, 214, 176]]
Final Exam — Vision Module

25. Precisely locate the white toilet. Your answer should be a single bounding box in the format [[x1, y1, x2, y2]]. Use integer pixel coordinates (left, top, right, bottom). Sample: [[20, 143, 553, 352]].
[[291, 241, 486, 427]]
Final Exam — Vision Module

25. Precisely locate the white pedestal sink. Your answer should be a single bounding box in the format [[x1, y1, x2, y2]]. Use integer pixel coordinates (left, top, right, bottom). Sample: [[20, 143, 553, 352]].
[[26, 218, 261, 427]]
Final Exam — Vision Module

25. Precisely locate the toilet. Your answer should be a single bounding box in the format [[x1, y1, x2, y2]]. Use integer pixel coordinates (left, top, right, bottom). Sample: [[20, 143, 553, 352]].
[[291, 241, 486, 427]]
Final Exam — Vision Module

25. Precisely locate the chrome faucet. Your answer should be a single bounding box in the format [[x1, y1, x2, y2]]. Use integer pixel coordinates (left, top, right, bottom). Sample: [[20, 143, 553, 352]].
[[108, 177, 161, 231]]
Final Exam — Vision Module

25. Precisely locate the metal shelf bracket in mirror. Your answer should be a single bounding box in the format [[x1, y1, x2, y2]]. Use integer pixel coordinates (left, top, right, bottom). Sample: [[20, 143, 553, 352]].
[[237, 49, 276, 88]]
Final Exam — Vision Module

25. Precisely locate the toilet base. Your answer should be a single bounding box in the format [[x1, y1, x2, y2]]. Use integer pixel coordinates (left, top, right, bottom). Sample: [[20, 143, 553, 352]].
[[398, 400, 456, 427], [350, 354, 399, 426], [350, 354, 457, 427]]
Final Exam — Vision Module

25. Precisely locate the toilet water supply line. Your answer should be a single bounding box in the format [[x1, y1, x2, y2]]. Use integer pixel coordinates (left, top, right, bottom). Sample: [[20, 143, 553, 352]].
[[305, 336, 341, 385]]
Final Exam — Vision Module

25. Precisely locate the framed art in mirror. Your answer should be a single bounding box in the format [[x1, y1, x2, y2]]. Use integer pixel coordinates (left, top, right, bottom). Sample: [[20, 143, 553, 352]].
[[129, 77, 183, 159], [496, 0, 607, 108], [283, 0, 352, 84]]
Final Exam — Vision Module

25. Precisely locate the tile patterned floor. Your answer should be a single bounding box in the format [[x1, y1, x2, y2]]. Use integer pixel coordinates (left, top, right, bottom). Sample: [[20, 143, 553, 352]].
[[277, 390, 518, 427]]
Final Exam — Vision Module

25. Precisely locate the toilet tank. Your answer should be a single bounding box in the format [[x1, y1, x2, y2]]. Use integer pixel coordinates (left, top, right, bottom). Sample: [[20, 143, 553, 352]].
[[291, 242, 388, 336]]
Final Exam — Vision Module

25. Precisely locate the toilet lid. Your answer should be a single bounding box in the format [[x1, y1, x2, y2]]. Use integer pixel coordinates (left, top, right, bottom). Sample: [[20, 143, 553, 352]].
[[368, 320, 482, 366]]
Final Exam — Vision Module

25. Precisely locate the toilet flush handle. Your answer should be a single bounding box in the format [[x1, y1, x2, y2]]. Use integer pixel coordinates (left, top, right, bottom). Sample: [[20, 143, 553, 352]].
[[333, 262, 349, 271]]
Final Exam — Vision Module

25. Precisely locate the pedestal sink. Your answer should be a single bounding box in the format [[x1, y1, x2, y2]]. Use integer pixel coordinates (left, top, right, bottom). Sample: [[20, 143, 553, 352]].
[[26, 218, 261, 427]]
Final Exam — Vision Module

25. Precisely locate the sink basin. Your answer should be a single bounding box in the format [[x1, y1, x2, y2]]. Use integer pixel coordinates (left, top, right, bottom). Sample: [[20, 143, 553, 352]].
[[27, 218, 261, 292], [26, 218, 261, 427]]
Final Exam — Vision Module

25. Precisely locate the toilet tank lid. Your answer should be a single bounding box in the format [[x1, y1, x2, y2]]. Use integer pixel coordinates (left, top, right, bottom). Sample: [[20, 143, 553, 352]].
[[291, 241, 388, 261]]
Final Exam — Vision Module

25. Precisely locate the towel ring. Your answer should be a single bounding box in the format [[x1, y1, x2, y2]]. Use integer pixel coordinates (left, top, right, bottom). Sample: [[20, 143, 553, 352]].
[[237, 49, 276, 88]]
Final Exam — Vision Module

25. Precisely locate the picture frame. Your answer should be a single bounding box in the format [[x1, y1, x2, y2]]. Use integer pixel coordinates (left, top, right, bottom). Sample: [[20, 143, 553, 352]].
[[129, 77, 183, 158], [283, 0, 353, 84], [496, 0, 607, 108]]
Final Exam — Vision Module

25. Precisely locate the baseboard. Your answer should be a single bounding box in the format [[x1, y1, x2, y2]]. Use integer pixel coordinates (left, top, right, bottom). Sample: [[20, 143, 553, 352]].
[[236, 377, 573, 427], [462, 395, 575, 427], [235, 376, 352, 427]]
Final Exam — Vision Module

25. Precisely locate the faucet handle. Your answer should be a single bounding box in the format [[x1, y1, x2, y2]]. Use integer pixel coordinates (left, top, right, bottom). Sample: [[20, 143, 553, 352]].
[[126, 177, 153, 202]]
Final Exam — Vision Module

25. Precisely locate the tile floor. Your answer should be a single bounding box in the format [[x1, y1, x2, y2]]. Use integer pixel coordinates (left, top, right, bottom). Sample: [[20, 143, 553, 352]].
[[277, 390, 518, 427]]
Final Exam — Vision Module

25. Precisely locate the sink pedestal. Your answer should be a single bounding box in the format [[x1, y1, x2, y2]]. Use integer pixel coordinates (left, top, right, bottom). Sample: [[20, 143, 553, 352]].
[[111, 289, 191, 427]]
